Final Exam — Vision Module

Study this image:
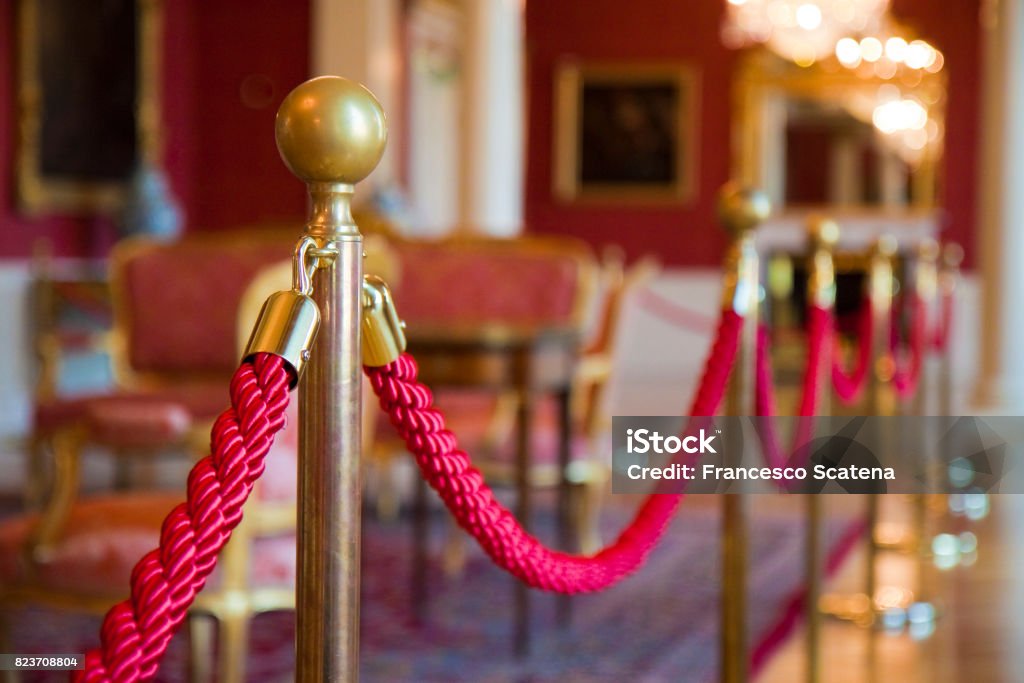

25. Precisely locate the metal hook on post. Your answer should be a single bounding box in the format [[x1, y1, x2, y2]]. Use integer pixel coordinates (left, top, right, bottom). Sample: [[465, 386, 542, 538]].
[[275, 75, 387, 682], [716, 182, 769, 683]]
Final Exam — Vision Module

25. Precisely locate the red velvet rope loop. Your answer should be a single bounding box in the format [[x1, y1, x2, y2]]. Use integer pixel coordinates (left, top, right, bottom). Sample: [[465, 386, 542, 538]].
[[75, 353, 292, 682], [636, 287, 718, 335], [831, 301, 873, 404], [367, 310, 744, 594], [754, 305, 831, 470], [891, 294, 926, 399]]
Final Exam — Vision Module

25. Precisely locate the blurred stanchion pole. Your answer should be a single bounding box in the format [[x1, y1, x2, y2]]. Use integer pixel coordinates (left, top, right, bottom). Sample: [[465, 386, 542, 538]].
[[803, 215, 838, 683], [717, 182, 769, 683]]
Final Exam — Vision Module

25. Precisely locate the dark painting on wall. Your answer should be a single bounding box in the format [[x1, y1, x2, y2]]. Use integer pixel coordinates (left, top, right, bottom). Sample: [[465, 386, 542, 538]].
[[17, 0, 161, 215], [38, 0, 138, 181], [554, 62, 698, 204]]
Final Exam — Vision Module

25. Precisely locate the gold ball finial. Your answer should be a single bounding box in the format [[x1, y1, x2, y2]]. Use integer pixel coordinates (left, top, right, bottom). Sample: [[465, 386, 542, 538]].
[[275, 76, 387, 185], [806, 214, 840, 250], [717, 182, 771, 239]]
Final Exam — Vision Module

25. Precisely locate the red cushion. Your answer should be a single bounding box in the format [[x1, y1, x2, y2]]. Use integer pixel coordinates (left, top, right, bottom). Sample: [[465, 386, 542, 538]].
[[32, 381, 231, 444], [0, 492, 182, 596], [85, 400, 191, 449], [0, 493, 296, 597], [33, 395, 99, 435]]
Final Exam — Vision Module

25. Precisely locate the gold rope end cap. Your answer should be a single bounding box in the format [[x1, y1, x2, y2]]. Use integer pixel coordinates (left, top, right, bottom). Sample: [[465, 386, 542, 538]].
[[717, 182, 771, 239], [275, 76, 388, 184]]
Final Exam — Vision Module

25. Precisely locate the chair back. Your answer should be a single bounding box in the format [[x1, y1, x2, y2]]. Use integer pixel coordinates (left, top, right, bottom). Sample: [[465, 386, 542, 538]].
[[388, 235, 597, 328], [109, 231, 296, 387]]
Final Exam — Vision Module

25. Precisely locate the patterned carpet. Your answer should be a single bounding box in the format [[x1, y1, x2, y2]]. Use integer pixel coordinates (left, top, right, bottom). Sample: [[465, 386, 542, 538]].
[[4, 495, 863, 682]]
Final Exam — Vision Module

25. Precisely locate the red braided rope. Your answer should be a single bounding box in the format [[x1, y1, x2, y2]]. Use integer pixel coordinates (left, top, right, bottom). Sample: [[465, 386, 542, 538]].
[[366, 311, 743, 593], [831, 302, 873, 404], [74, 353, 292, 682], [892, 294, 925, 398], [754, 305, 831, 471]]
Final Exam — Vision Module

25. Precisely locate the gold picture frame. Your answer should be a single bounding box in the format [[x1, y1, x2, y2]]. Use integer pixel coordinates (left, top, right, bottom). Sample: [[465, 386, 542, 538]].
[[732, 48, 945, 210], [553, 61, 699, 204], [17, 0, 163, 216]]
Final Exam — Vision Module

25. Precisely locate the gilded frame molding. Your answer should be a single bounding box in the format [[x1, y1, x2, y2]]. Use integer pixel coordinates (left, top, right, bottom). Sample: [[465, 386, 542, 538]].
[[731, 48, 946, 211], [16, 0, 163, 216], [553, 61, 700, 205]]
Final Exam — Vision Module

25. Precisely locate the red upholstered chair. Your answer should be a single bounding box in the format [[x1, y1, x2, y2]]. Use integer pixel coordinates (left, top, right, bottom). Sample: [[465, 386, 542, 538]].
[[27, 232, 297, 501], [1, 252, 299, 683], [2, 238, 400, 683]]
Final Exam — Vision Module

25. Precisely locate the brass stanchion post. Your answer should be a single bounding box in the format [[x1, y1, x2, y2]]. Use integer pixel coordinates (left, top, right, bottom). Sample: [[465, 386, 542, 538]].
[[911, 240, 939, 611], [937, 243, 963, 417], [275, 76, 388, 682], [866, 236, 896, 626], [818, 237, 895, 630], [866, 237, 895, 681], [717, 183, 769, 683], [912, 240, 939, 417], [803, 216, 838, 683]]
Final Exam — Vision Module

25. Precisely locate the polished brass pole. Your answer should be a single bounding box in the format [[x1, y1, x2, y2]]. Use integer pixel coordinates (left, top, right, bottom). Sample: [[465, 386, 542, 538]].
[[717, 183, 769, 683], [866, 236, 896, 627], [912, 240, 939, 417], [912, 240, 939, 609], [275, 76, 387, 682], [803, 216, 838, 683], [938, 243, 963, 417]]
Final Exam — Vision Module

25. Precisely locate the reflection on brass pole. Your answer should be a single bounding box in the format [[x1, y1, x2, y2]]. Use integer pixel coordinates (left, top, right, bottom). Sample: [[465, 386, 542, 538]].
[[803, 215, 837, 683], [717, 182, 769, 683], [275, 76, 387, 682], [938, 244, 963, 417], [912, 240, 939, 607], [866, 236, 896, 625]]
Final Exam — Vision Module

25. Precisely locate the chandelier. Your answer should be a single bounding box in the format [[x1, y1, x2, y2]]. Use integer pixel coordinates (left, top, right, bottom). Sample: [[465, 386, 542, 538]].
[[834, 32, 943, 78], [722, 0, 890, 66]]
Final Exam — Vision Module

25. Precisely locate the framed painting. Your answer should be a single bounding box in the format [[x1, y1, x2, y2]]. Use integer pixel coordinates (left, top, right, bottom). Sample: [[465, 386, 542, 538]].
[[553, 62, 699, 204], [17, 0, 163, 215]]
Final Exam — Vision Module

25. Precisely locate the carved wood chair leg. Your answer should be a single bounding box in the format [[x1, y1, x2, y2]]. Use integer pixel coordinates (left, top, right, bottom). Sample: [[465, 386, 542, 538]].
[[373, 453, 400, 522], [187, 612, 215, 683], [112, 454, 132, 491], [24, 435, 50, 509], [216, 611, 251, 683], [441, 516, 467, 578]]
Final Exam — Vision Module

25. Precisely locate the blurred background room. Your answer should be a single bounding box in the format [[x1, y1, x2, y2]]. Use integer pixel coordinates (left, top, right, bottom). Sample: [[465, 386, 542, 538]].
[[0, 0, 1022, 681]]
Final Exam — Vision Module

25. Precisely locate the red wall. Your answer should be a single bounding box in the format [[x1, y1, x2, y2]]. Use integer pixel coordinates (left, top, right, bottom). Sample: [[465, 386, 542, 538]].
[[0, 0, 309, 258], [891, 0, 980, 264], [189, 0, 309, 230], [525, 0, 980, 266], [525, 1, 736, 267]]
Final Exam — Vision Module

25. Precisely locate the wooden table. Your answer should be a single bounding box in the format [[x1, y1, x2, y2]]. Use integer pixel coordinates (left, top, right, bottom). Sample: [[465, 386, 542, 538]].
[[405, 322, 579, 656]]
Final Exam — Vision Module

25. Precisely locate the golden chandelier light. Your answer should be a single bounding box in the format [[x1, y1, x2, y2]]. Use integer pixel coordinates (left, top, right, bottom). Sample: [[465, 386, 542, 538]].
[[722, 0, 891, 66]]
